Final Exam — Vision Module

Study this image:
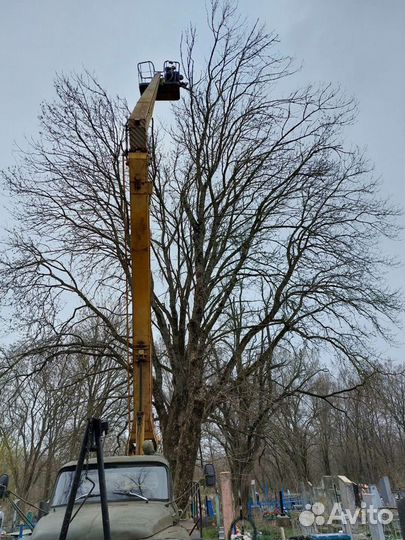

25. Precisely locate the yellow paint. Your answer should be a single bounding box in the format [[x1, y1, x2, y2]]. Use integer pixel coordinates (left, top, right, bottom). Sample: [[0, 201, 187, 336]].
[[126, 70, 181, 455], [126, 73, 161, 455]]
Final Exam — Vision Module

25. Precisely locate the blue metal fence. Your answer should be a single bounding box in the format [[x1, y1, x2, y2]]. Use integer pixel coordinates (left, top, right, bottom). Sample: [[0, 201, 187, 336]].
[[248, 494, 303, 517]]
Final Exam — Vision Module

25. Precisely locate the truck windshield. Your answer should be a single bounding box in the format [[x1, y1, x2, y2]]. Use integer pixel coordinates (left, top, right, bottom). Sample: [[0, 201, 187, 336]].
[[52, 464, 169, 506]]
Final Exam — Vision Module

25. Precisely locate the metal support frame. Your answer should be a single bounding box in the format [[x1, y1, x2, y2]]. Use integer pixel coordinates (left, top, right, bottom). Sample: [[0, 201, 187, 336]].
[[58, 418, 111, 540]]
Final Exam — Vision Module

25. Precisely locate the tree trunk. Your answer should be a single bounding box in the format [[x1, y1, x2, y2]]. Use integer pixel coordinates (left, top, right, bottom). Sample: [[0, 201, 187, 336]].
[[230, 456, 255, 515], [162, 386, 205, 510]]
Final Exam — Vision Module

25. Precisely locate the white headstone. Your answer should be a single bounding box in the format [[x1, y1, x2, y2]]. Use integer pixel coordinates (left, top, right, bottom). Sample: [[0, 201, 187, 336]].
[[363, 485, 385, 540], [378, 476, 396, 508], [337, 475, 357, 536]]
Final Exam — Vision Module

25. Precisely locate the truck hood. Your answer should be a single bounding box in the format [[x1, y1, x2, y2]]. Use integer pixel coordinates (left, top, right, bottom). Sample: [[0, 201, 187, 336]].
[[31, 501, 183, 540]]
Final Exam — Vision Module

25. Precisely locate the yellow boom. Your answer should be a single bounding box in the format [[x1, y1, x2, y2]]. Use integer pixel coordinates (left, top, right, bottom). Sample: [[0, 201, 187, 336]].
[[126, 63, 185, 454]]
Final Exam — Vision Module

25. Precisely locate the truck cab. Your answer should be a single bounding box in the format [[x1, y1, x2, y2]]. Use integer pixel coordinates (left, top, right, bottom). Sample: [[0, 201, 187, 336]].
[[31, 455, 190, 540]]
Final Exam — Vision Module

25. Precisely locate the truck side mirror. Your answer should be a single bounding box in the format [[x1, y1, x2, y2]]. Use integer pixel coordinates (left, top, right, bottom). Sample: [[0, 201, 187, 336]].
[[38, 500, 50, 520], [203, 464, 216, 487], [0, 474, 9, 499]]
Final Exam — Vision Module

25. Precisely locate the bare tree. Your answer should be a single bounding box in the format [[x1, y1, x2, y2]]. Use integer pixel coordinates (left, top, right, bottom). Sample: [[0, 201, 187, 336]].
[[206, 320, 322, 507], [0, 73, 129, 370], [235, 367, 405, 496], [150, 2, 400, 500], [0, 325, 128, 502], [0, 1, 401, 504]]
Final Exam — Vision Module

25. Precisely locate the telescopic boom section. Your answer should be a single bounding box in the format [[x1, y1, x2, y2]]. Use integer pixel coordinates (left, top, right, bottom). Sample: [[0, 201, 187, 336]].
[[127, 73, 161, 455], [127, 62, 185, 455]]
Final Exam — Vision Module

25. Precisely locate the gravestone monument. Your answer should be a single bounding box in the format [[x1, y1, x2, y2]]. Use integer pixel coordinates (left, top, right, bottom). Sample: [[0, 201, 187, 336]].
[[378, 476, 396, 508], [397, 496, 405, 540], [301, 481, 314, 507], [219, 472, 234, 540], [363, 485, 385, 540], [321, 476, 339, 517], [337, 475, 357, 536]]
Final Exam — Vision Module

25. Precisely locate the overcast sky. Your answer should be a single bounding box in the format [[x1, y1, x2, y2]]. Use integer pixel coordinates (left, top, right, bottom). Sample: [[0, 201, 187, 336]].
[[0, 0, 403, 359]]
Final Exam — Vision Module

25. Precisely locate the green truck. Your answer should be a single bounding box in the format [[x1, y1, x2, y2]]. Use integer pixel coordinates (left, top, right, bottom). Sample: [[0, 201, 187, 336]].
[[31, 455, 190, 540]]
